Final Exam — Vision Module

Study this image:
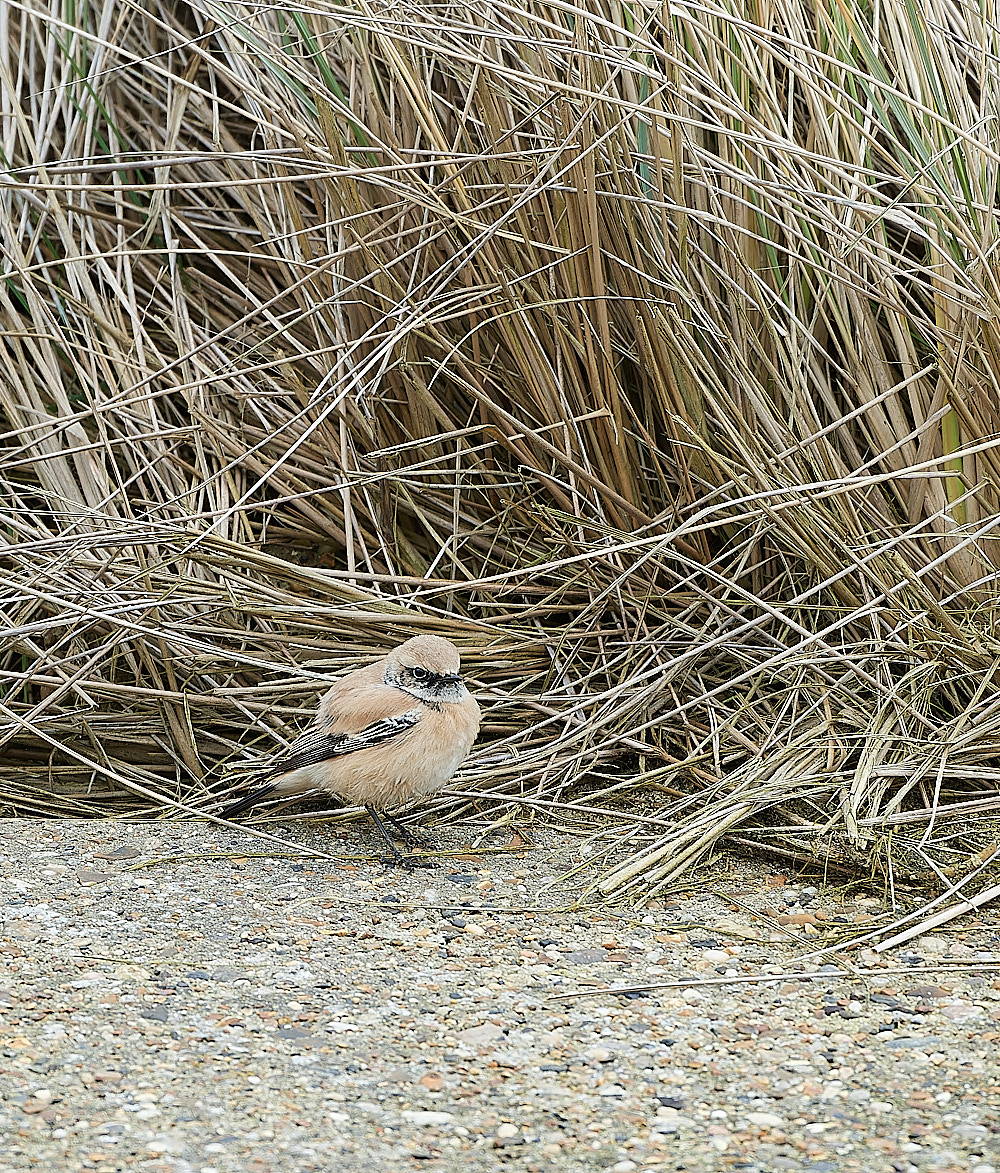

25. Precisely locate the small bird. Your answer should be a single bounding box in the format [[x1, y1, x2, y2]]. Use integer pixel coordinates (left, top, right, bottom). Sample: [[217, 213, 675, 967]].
[[221, 635, 480, 865]]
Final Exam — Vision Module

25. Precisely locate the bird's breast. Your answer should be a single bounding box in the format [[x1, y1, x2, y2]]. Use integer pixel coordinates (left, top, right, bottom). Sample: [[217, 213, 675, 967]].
[[303, 695, 480, 810]]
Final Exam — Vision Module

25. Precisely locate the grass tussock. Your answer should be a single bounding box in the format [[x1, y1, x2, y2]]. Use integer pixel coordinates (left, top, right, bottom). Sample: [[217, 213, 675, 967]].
[[3, 0, 1000, 903]]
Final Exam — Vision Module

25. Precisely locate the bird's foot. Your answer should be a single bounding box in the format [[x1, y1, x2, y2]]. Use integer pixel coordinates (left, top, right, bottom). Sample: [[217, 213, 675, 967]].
[[396, 830, 437, 849], [383, 815, 436, 849], [367, 807, 438, 867], [381, 852, 438, 870]]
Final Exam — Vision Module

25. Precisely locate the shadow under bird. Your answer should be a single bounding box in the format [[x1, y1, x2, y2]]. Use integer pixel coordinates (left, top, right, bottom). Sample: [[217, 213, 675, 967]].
[[220, 635, 480, 865]]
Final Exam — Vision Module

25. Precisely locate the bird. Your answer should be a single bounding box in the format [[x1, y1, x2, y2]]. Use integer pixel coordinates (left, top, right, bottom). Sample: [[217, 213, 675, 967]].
[[220, 634, 480, 866]]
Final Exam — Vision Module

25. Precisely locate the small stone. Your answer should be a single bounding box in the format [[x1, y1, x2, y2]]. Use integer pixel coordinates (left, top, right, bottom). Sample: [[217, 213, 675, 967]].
[[402, 1110, 456, 1126], [952, 1124, 989, 1142], [418, 1072, 445, 1090], [652, 1119, 680, 1134], [75, 868, 110, 886], [586, 1047, 613, 1063], [905, 985, 949, 999], [146, 1135, 187, 1154], [275, 1026, 315, 1040], [496, 1123, 520, 1139], [140, 1007, 168, 1022], [747, 1112, 785, 1128], [454, 1023, 504, 1046], [940, 1002, 983, 1021], [92, 846, 142, 859], [879, 1037, 938, 1049], [565, 950, 606, 965], [610, 1163, 638, 1172]]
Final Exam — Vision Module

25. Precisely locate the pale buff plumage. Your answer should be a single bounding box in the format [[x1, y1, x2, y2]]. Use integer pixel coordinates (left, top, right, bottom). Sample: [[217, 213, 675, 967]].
[[222, 635, 480, 862]]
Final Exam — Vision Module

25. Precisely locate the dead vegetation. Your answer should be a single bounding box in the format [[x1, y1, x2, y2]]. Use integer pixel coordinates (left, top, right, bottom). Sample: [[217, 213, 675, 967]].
[[2, 0, 1000, 906]]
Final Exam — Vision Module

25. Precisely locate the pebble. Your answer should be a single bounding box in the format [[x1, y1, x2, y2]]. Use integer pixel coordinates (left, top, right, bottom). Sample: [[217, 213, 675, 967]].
[[401, 1111, 456, 1126], [940, 1001, 984, 1020], [953, 1124, 990, 1141], [565, 949, 606, 964], [454, 1023, 504, 1045], [747, 1111, 785, 1128], [701, 949, 730, 962]]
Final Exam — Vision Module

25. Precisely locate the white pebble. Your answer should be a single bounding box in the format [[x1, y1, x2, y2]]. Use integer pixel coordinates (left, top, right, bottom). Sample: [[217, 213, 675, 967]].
[[747, 1112, 784, 1128], [401, 1110, 456, 1126]]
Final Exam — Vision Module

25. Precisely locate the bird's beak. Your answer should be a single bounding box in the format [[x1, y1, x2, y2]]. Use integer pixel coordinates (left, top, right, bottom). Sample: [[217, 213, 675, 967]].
[[443, 673, 462, 685]]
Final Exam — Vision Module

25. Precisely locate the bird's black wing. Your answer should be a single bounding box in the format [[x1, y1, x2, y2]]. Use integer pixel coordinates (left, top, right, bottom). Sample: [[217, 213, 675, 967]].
[[260, 708, 422, 775], [220, 709, 422, 818]]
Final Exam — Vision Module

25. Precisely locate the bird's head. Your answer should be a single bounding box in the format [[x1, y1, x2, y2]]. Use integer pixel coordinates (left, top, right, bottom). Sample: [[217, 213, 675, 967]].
[[384, 635, 468, 704]]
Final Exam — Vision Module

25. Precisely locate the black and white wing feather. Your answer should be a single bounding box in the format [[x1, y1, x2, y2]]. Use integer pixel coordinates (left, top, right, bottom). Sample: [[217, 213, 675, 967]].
[[220, 709, 421, 818], [260, 709, 421, 776]]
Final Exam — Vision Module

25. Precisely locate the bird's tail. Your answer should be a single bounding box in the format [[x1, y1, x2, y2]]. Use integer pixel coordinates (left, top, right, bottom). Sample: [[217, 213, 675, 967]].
[[218, 782, 279, 820], [216, 755, 280, 819]]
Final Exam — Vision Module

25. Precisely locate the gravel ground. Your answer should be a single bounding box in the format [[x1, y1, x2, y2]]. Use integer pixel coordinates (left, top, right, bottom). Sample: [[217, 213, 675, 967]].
[[2, 817, 1000, 1173]]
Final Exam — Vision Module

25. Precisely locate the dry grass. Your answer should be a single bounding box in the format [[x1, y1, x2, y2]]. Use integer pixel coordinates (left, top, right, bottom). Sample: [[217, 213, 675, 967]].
[[3, 0, 1000, 905]]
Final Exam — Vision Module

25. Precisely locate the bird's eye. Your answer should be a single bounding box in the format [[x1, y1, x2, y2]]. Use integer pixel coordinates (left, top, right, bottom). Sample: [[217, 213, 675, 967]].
[[410, 666, 428, 681]]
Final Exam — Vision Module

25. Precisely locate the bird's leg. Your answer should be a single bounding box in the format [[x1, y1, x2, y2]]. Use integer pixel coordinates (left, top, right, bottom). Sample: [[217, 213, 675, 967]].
[[366, 806, 435, 869], [382, 811, 435, 849]]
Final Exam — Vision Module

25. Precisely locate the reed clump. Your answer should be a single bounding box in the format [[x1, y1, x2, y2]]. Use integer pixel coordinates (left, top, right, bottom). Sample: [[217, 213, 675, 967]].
[[2, 0, 1000, 901]]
